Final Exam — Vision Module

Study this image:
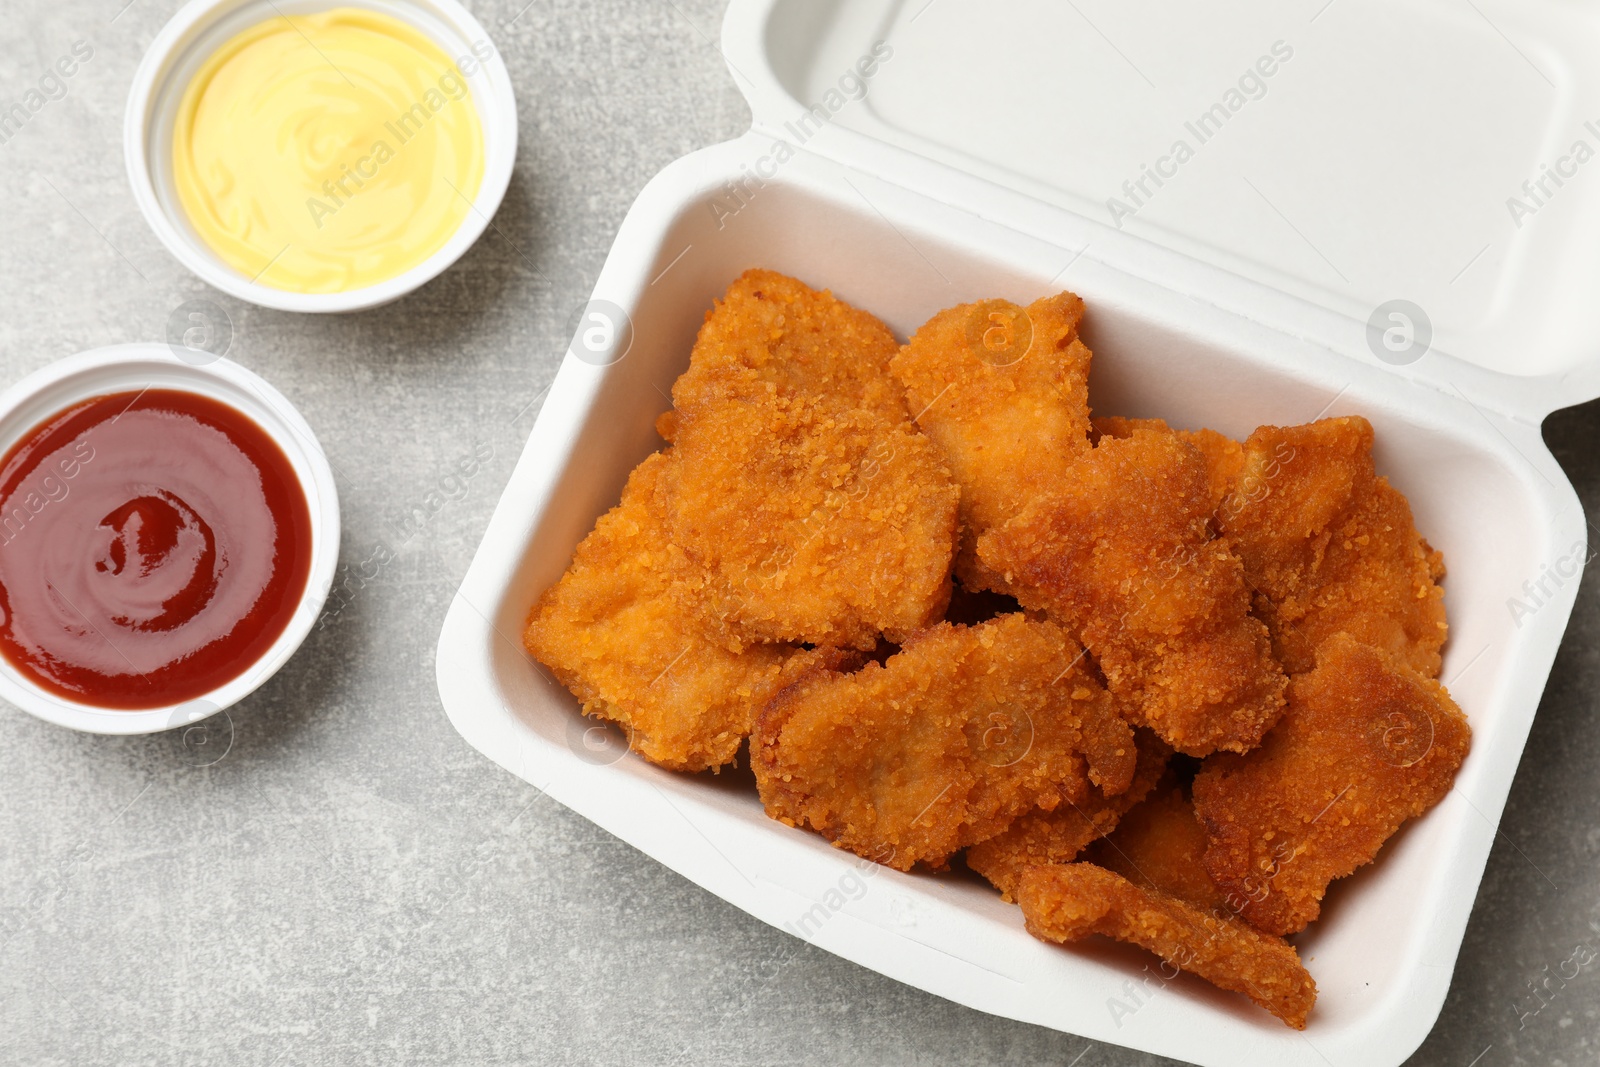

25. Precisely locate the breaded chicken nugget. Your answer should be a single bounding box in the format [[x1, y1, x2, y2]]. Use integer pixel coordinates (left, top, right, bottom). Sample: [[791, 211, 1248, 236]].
[[1193, 634, 1471, 936], [752, 614, 1131, 871], [1217, 417, 1447, 677], [891, 292, 1093, 589], [978, 429, 1287, 756], [524, 451, 819, 772], [670, 269, 910, 423], [967, 730, 1169, 900], [1018, 863, 1317, 1030], [666, 271, 960, 649], [669, 399, 959, 650], [1094, 416, 1244, 516], [1086, 774, 1225, 915]]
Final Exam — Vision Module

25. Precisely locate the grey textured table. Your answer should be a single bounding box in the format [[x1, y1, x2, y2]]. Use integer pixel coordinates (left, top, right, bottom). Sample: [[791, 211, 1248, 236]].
[[1, 2, 1597, 1065]]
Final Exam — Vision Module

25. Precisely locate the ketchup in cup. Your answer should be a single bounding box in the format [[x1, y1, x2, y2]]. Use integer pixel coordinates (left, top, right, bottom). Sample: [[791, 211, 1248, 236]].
[[0, 389, 312, 708]]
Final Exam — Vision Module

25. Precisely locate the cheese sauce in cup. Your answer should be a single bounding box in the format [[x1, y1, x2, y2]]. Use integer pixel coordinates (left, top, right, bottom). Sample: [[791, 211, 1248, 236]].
[[171, 8, 486, 294]]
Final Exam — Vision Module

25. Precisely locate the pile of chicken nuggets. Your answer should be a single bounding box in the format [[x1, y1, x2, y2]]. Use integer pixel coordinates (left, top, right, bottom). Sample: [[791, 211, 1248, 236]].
[[524, 269, 1471, 1030]]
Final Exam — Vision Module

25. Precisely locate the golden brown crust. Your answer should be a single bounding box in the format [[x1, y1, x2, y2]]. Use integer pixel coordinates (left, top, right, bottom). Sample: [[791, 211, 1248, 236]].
[[523, 451, 818, 772], [1086, 774, 1225, 914], [665, 270, 960, 650], [1018, 863, 1317, 1030], [528, 278, 1459, 1035], [667, 404, 959, 649], [670, 269, 912, 424], [966, 730, 1170, 900], [978, 429, 1287, 756], [752, 614, 1129, 871], [1217, 417, 1448, 677], [1193, 634, 1472, 935], [1092, 417, 1244, 519], [891, 292, 1093, 590]]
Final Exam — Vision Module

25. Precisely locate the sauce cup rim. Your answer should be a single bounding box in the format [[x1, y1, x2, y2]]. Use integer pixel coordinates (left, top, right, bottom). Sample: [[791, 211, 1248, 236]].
[[0, 344, 341, 734], [123, 0, 519, 314]]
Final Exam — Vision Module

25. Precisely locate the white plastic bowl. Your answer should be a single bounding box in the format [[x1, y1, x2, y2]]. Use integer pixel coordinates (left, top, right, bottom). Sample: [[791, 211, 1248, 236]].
[[124, 0, 518, 313], [0, 345, 340, 734]]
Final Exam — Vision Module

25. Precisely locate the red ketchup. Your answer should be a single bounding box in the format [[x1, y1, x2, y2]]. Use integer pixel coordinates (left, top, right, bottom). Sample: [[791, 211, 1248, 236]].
[[0, 389, 313, 708]]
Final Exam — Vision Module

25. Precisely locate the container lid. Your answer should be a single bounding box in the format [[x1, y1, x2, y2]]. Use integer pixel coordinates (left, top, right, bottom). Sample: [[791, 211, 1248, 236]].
[[723, 0, 1600, 419]]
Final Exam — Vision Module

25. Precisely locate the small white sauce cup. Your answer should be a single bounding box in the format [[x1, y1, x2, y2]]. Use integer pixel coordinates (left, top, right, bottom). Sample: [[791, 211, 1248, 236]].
[[124, 0, 519, 313], [0, 344, 341, 734]]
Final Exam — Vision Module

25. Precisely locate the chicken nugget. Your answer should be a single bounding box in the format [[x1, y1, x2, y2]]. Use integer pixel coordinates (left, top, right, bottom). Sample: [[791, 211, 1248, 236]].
[[1217, 417, 1447, 677], [752, 614, 1130, 871], [668, 398, 959, 650], [1018, 863, 1317, 1030], [524, 451, 819, 772], [1086, 774, 1225, 915], [1193, 634, 1471, 936], [666, 271, 960, 649], [891, 292, 1093, 589], [978, 428, 1287, 756], [967, 730, 1169, 900], [1093, 416, 1244, 516], [669, 269, 910, 424]]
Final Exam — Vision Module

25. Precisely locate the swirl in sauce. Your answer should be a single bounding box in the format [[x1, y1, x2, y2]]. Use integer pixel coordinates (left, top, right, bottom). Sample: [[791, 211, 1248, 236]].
[[0, 390, 313, 708]]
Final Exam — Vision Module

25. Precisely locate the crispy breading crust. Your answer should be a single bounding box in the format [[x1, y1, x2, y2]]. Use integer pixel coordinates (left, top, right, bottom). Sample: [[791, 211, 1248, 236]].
[[752, 614, 1131, 871], [668, 400, 959, 650], [1217, 417, 1448, 677], [670, 269, 911, 424], [523, 451, 819, 772], [528, 280, 1458, 1033], [1018, 863, 1317, 1030], [966, 730, 1169, 900], [978, 429, 1287, 756], [1086, 774, 1226, 915], [891, 292, 1094, 590], [1193, 634, 1471, 936], [1093, 416, 1244, 517], [665, 270, 960, 649]]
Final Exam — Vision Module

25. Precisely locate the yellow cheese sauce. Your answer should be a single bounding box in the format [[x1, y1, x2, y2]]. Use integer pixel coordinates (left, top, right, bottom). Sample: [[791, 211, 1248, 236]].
[[173, 8, 485, 294]]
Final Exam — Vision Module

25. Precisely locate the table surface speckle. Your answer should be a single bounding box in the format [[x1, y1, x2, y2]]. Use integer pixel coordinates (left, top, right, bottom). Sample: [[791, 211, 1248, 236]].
[[1, 3, 1597, 1065]]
